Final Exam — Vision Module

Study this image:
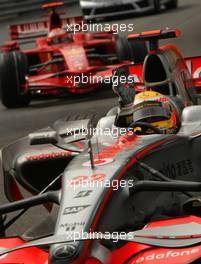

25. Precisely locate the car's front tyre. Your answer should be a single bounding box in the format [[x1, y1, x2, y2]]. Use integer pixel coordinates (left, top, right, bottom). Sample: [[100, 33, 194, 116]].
[[115, 36, 148, 64], [153, 0, 162, 13], [0, 52, 31, 108], [165, 0, 178, 9]]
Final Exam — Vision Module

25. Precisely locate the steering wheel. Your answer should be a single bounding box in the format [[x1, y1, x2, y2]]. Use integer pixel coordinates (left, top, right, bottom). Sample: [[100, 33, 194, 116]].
[[129, 121, 162, 134]]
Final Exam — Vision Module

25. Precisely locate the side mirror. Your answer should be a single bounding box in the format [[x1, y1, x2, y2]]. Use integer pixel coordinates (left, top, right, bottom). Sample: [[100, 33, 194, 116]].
[[193, 94, 201, 100], [29, 131, 58, 145], [183, 196, 201, 216]]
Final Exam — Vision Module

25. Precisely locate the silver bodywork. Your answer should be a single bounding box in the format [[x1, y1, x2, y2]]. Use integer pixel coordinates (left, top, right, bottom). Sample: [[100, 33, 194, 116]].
[[80, 0, 176, 20]]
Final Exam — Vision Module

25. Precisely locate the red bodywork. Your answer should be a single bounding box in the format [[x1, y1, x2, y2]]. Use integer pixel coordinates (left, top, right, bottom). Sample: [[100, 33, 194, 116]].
[[0, 238, 48, 264], [109, 216, 201, 264], [128, 29, 201, 94], [1, 216, 201, 263], [0, 4, 128, 97], [24, 38, 126, 95], [130, 56, 201, 92]]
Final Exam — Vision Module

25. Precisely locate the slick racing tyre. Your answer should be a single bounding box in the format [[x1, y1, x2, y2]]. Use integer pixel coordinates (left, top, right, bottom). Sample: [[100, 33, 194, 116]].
[[129, 39, 148, 64], [153, 0, 162, 13], [165, 0, 178, 9], [115, 36, 131, 61], [0, 51, 30, 108], [0, 215, 5, 237], [115, 36, 148, 64]]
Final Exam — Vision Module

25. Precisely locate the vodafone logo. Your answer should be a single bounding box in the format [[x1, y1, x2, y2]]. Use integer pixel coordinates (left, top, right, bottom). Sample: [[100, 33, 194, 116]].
[[26, 151, 71, 161], [132, 248, 199, 263]]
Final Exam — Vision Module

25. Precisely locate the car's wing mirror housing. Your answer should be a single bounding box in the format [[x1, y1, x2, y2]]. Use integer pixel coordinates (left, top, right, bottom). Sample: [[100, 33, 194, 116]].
[[194, 94, 201, 100], [29, 131, 58, 145]]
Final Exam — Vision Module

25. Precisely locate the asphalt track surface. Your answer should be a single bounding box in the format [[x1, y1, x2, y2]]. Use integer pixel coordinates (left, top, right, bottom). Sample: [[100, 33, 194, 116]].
[[0, 0, 201, 236]]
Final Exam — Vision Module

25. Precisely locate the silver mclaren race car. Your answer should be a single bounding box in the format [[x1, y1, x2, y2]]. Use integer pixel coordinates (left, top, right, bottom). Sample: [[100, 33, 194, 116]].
[[80, 0, 178, 20]]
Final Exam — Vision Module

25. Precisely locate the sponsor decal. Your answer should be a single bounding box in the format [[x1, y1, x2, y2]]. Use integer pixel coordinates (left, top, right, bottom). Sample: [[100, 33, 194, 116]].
[[60, 222, 85, 231], [70, 173, 106, 185], [160, 159, 194, 179], [63, 205, 90, 215], [70, 176, 88, 185], [91, 173, 106, 181], [82, 158, 114, 167], [132, 248, 199, 263], [74, 190, 93, 198], [26, 151, 72, 161], [93, 138, 137, 159]]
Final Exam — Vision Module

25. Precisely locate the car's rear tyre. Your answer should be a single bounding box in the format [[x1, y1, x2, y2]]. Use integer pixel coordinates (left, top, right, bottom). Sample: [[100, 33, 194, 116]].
[[82, 8, 98, 22], [115, 36, 148, 64], [115, 36, 131, 61], [129, 39, 148, 64], [154, 0, 162, 13], [165, 0, 178, 9], [0, 51, 30, 108], [0, 214, 5, 237]]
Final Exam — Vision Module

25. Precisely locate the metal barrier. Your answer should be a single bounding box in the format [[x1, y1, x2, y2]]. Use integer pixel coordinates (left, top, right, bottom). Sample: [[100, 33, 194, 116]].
[[0, 0, 79, 19]]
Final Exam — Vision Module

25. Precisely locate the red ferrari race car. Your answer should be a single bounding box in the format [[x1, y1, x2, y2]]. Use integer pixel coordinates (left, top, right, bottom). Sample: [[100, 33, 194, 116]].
[[0, 1, 147, 108], [1, 28, 201, 263]]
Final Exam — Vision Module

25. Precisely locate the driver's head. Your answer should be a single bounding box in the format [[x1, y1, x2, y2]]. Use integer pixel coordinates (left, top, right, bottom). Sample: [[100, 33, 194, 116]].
[[133, 91, 178, 134], [47, 28, 68, 44], [48, 28, 65, 38]]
